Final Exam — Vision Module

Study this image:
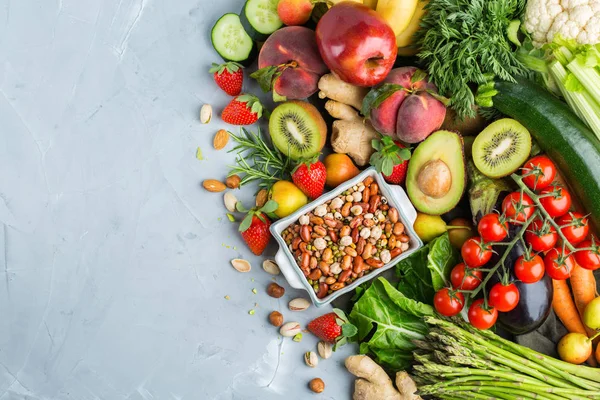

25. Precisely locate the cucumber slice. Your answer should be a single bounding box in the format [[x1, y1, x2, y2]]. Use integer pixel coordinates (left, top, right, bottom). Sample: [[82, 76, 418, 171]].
[[240, 0, 282, 42], [211, 13, 257, 66]]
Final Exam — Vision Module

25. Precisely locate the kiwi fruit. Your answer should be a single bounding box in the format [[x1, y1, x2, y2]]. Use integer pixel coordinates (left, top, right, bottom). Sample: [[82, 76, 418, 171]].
[[472, 118, 531, 178], [269, 101, 326, 160]]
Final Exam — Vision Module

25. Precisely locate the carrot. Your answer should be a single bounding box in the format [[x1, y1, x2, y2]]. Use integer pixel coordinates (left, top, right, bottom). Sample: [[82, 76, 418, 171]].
[[571, 264, 597, 335], [552, 278, 587, 335]]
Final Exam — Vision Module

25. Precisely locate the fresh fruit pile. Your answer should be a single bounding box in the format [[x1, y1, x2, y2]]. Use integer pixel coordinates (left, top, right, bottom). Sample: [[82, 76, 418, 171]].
[[199, 0, 600, 397]]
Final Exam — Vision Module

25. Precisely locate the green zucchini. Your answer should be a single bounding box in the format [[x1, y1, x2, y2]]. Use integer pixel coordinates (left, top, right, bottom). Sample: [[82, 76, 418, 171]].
[[240, 0, 282, 42], [491, 78, 600, 230], [211, 13, 257, 66]]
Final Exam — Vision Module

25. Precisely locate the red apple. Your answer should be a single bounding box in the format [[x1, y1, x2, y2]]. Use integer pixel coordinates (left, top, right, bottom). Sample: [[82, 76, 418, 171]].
[[316, 2, 397, 87]]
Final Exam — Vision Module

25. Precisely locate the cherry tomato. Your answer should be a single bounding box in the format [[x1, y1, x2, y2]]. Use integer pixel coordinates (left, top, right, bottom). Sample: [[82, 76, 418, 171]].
[[468, 299, 498, 330], [478, 213, 508, 243], [461, 237, 493, 268], [544, 248, 575, 280], [525, 219, 558, 252], [557, 212, 589, 245], [521, 155, 556, 190], [574, 240, 600, 271], [514, 253, 545, 283], [488, 282, 520, 312], [539, 186, 572, 218], [502, 192, 535, 223], [450, 263, 483, 291], [434, 288, 465, 317]]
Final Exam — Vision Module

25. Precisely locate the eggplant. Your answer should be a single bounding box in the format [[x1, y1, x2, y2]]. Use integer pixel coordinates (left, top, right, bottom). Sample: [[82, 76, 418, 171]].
[[485, 224, 553, 335]]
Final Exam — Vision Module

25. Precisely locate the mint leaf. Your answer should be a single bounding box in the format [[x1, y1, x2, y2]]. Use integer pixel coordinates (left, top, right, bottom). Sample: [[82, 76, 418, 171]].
[[239, 214, 253, 232], [260, 200, 278, 214], [250, 66, 281, 93]]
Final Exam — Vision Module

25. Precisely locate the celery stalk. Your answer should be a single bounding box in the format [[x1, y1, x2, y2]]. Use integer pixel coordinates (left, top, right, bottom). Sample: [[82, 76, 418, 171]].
[[549, 60, 600, 141], [567, 58, 600, 106]]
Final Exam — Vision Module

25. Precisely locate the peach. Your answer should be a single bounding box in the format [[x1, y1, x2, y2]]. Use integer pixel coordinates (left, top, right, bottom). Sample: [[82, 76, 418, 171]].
[[258, 27, 328, 100], [370, 67, 415, 135], [368, 66, 446, 143], [396, 92, 447, 143]]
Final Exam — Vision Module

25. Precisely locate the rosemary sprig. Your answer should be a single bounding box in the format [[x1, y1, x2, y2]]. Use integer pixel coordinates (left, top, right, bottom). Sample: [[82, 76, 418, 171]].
[[228, 128, 293, 189]]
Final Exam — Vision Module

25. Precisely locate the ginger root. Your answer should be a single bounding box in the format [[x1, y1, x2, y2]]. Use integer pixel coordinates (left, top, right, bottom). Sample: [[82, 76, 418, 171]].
[[318, 73, 369, 112], [318, 74, 376, 167], [345, 355, 422, 400]]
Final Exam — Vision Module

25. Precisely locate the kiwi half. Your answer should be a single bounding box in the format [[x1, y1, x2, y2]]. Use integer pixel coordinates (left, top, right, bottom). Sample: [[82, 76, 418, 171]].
[[269, 101, 326, 160], [472, 118, 531, 178]]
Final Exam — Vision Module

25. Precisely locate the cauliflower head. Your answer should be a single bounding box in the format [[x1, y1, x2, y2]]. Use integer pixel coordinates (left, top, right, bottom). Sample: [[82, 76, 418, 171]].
[[524, 0, 600, 47]]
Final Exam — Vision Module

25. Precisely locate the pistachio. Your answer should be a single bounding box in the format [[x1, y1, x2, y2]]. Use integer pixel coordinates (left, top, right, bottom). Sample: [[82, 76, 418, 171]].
[[262, 259, 280, 275], [230, 258, 251, 273], [224, 192, 238, 213], [200, 104, 212, 124], [305, 351, 318, 367], [288, 297, 311, 311], [317, 341, 333, 359], [293, 333, 303, 342], [280, 322, 302, 337]]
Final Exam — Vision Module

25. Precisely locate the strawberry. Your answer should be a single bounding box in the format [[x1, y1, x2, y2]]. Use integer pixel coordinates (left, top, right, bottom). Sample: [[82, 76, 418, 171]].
[[239, 200, 278, 255], [291, 158, 327, 199], [209, 62, 243, 96], [221, 94, 263, 125], [370, 136, 411, 185], [307, 309, 357, 348]]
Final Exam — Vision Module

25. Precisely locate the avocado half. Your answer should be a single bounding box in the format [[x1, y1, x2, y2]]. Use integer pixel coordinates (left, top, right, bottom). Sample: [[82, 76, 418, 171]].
[[406, 130, 466, 215]]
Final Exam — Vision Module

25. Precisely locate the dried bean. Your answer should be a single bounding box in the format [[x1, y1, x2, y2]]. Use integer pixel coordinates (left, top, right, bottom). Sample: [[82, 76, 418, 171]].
[[344, 247, 358, 257], [314, 226, 327, 237], [391, 248, 402, 258], [301, 253, 310, 269], [328, 229, 338, 243], [308, 269, 322, 280], [349, 216, 363, 229], [388, 235, 397, 249], [301, 225, 312, 242], [331, 282, 345, 291], [340, 225, 351, 237], [310, 216, 324, 225], [363, 187, 371, 203], [324, 218, 337, 228], [369, 195, 381, 213], [325, 277, 336, 285], [319, 262, 331, 275], [356, 238, 366, 255], [341, 255, 352, 270], [322, 248, 333, 262], [370, 183, 379, 196], [341, 202, 352, 217], [399, 234, 410, 243], [363, 176, 374, 187], [393, 223, 405, 236], [351, 227, 360, 243], [292, 237, 302, 250], [338, 269, 352, 283], [362, 243, 373, 259], [366, 258, 384, 268], [388, 208, 399, 223], [316, 283, 329, 298], [310, 256, 318, 269], [353, 256, 364, 273]]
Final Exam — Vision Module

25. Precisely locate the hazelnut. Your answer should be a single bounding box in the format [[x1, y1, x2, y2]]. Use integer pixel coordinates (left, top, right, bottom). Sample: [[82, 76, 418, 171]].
[[269, 311, 283, 327], [226, 175, 241, 189], [309, 378, 325, 393], [267, 282, 285, 298]]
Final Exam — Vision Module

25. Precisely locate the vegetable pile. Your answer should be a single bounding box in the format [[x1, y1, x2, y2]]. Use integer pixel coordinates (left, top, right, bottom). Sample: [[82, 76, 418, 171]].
[[200, 0, 600, 397]]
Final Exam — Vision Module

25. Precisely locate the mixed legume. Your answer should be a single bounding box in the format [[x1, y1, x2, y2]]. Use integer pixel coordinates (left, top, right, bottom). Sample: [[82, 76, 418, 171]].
[[281, 176, 411, 299]]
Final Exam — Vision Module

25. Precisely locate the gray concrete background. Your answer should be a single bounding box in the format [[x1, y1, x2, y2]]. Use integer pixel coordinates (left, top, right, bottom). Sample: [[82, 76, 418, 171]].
[[0, 1, 357, 398]]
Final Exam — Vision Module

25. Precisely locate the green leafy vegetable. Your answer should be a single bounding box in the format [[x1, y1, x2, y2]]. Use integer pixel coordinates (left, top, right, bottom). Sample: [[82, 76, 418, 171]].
[[349, 278, 433, 371], [396, 233, 459, 304], [417, 0, 528, 119]]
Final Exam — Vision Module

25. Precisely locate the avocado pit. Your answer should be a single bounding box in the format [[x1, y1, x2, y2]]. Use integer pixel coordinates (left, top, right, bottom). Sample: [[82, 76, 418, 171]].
[[417, 159, 452, 199]]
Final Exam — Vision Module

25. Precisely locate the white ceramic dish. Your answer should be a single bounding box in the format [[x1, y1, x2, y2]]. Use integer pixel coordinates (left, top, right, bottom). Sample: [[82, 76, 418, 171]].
[[270, 167, 423, 307]]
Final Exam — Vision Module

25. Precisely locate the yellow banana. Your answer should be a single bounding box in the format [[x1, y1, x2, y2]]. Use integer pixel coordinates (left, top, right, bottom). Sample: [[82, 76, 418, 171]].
[[376, 0, 418, 36], [395, 0, 428, 48], [328, 0, 362, 6], [363, 0, 378, 9]]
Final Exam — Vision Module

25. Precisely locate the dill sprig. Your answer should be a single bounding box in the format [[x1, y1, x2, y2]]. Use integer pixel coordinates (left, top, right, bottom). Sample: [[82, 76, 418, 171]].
[[228, 128, 293, 189], [416, 0, 528, 120]]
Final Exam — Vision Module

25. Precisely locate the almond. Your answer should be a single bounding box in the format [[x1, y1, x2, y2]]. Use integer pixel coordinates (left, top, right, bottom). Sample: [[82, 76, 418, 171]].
[[255, 189, 268, 208], [203, 179, 226, 192], [213, 129, 229, 150]]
